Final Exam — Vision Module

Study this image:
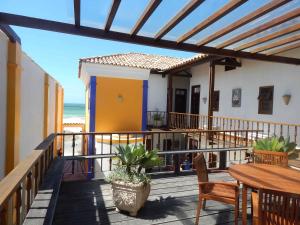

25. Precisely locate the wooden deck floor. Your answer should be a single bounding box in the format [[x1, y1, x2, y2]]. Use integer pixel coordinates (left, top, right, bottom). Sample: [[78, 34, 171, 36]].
[[53, 173, 252, 225]]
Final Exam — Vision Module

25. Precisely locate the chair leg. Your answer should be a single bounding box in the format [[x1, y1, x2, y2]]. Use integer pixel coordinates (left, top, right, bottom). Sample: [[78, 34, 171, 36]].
[[202, 199, 206, 210], [195, 196, 202, 225], [234, 199, 239, 225]]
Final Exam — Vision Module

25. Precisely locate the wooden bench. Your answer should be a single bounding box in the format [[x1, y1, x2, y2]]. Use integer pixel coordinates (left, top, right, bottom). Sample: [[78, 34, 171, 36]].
[[23, 158, 64, 225]]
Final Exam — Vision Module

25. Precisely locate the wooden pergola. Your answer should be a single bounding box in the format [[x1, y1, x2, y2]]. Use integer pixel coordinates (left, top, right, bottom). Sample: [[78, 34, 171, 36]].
[[0, 0, 299, 65]]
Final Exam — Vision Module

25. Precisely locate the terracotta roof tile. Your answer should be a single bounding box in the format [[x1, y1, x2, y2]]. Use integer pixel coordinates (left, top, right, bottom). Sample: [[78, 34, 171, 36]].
[[80, 52, 209, 72]]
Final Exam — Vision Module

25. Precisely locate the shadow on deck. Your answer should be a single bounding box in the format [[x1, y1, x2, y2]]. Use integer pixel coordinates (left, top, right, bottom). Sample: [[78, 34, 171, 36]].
[[53, 173, 251, 225]]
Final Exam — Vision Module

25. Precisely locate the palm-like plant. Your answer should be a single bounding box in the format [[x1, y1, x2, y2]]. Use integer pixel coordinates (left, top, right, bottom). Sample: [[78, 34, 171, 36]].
[[253, 136, 296, 152], [115, 144, 161, 176]]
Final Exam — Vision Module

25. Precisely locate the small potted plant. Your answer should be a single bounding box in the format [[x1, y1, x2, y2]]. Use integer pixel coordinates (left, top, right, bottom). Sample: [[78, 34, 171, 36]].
[[106, 144, 161, 216], [252, 136, 296, 167], [153, 112, 163, 127]]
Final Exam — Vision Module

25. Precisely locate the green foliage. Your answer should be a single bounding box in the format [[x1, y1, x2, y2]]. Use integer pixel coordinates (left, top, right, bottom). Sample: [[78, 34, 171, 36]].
[[153, 113, 162, 121], [105, 167, 150, 184], [106, 144, 161, 184], [253, 136, 296, 152]]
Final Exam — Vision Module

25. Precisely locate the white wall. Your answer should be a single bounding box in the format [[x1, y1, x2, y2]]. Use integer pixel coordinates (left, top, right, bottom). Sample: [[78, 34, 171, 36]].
[[48, 77, 56, 135], [0, 32, 8, 178], [147, 74, 168, 111], [19, 53, 45, 161], [190, 48, 300, 124]]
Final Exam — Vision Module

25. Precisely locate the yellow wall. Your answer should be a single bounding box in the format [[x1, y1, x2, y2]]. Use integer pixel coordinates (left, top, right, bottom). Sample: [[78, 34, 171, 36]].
[[85, 88, 90, 133], [43, 74, 49, 138], [95, 77, 143, 132], [5, 41, 22, 174], [55, 84, 64, 156]]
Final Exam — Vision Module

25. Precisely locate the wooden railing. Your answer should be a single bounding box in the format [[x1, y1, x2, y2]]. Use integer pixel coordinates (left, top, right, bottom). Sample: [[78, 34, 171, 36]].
[[57, 129, 261, 176], [169, 112, 300, 146], [0, 134, 55, 225], [147, 111, 167, 129]]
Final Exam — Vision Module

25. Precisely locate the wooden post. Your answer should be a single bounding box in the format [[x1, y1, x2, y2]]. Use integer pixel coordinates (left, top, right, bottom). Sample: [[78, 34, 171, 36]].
[[208, 61, 215, 140], [166, 74, 173, 128]]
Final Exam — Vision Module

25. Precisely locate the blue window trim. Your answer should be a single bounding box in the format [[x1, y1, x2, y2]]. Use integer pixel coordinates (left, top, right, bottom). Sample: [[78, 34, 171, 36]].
[[142, 80, 148, 131], [88, 76, 96, 178]]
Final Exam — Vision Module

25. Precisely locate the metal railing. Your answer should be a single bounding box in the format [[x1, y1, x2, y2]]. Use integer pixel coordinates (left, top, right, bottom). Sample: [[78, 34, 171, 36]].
[[169, 112, 300, 146], [147, 111, 168, 129], [57, 129, 261, 177]]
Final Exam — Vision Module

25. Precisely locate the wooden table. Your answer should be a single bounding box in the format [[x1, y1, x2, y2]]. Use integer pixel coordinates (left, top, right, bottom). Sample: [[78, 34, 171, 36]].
[[229, 164, 300, 225]]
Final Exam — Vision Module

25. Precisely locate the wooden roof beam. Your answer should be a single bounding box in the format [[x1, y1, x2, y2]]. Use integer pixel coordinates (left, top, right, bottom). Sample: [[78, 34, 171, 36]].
[[130, 0, 162, 36], [266, 41, 300, 55], [0, 12, 299, 65], [177, 0, 248, 43], [197, 0, 291, 46], [74, 0, 80, 27], [0, 24, 21, 43], [216, 7, 300, 49], [155, 0, 204, 40], [251, 34, 300, 53], [235, 23, 300, 51], [104, 0, 121, 31]]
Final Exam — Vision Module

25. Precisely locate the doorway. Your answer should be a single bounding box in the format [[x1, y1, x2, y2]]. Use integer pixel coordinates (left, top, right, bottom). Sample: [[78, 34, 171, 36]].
[[174, 89, 187, 113], [190, 85, 200, 128], [191, 85, 200, 114]]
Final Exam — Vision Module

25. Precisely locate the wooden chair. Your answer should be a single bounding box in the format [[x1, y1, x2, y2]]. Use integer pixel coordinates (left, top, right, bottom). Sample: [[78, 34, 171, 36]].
[[253, 150, 288, 167], [252, 189, 300, 225], [193, 153, 240, 225]]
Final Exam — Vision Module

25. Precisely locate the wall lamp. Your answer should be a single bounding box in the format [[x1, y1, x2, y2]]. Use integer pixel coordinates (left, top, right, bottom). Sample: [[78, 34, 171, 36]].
[[282, 94, 291, 105]]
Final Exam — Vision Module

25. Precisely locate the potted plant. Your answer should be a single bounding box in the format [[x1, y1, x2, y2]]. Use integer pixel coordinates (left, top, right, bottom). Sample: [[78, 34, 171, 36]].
[[106, 144, 161, 216], [153, 112, 163, 127], [252, 136, 296, 167]]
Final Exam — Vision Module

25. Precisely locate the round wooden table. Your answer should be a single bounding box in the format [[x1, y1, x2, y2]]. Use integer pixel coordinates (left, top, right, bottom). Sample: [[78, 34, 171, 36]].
[[229, 164, 300, 225]]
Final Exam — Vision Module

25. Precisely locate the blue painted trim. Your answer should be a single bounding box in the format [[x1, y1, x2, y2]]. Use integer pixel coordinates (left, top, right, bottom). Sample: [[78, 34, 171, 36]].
[[142, 80, 148, 131], [88, 76, 96, 178]]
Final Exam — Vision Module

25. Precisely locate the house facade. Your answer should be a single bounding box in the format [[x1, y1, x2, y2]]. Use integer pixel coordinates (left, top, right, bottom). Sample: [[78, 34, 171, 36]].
[[80, 48, 300, 134]]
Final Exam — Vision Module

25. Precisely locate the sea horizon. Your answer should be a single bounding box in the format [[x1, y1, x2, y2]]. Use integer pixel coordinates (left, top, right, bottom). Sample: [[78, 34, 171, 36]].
[[64, 103, 85, 124]]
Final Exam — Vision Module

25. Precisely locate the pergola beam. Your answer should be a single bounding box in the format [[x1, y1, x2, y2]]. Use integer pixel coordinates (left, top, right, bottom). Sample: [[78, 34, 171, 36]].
[[0, 13, 299, 65], [251, 34, 300, 53], [197, 0, 291, 46], [235, 23, 300, 51], [130, 0, 162, 36], [216, 7, 300, 49], [74, 0, 80, 27], [0, 24, 21, 43], [177, 0, 247, 43], [104, 0, 121, 31], [266, 41, 300, 55], [155, 0, 204, 40]]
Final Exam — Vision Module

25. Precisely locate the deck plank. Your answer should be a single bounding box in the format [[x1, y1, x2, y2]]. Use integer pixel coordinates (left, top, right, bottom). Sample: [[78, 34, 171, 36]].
[[53, 173, 251, 225]]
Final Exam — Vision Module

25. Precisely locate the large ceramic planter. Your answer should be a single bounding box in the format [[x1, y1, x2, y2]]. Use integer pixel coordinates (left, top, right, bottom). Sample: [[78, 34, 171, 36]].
[[154, 120, 162, 128], [111, 181, 150, 216], [253, 149, 289, 167]]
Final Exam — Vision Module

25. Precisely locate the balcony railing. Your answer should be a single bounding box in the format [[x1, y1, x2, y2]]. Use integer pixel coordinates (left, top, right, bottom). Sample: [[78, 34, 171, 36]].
[[147, 111, 168, 129], [57, 129, 260, 177], [0, 134, 55, 225], [169, 112, 300, 146]]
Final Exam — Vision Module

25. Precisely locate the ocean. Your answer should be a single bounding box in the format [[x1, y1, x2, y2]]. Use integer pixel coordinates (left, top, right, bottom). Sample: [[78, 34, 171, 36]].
[[64, 103, 85, 123]]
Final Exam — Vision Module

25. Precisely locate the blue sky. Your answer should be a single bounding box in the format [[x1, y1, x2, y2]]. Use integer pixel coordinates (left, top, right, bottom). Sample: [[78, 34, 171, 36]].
[[2, 0, 295, 103], [11, 27, 193, 104]]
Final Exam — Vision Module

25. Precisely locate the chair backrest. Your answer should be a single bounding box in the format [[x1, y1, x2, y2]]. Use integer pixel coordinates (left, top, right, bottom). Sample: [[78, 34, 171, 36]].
[[193, 153, 209, 183], [258, 189, 300, 225], [253, 150, 288, 167]]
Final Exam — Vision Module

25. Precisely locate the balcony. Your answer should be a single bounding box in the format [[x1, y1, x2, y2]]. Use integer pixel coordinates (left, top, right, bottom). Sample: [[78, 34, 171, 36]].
[[1, 122, 299, 225]]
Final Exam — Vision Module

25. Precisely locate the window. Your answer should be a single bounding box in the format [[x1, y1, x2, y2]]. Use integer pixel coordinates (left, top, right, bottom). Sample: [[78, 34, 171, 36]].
[[212, 90, 220, 112], [258, 86, 274, 115]]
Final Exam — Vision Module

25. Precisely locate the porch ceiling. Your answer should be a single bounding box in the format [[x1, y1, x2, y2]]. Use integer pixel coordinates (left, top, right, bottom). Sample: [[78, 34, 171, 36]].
[[0, 0, 299, 65]]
